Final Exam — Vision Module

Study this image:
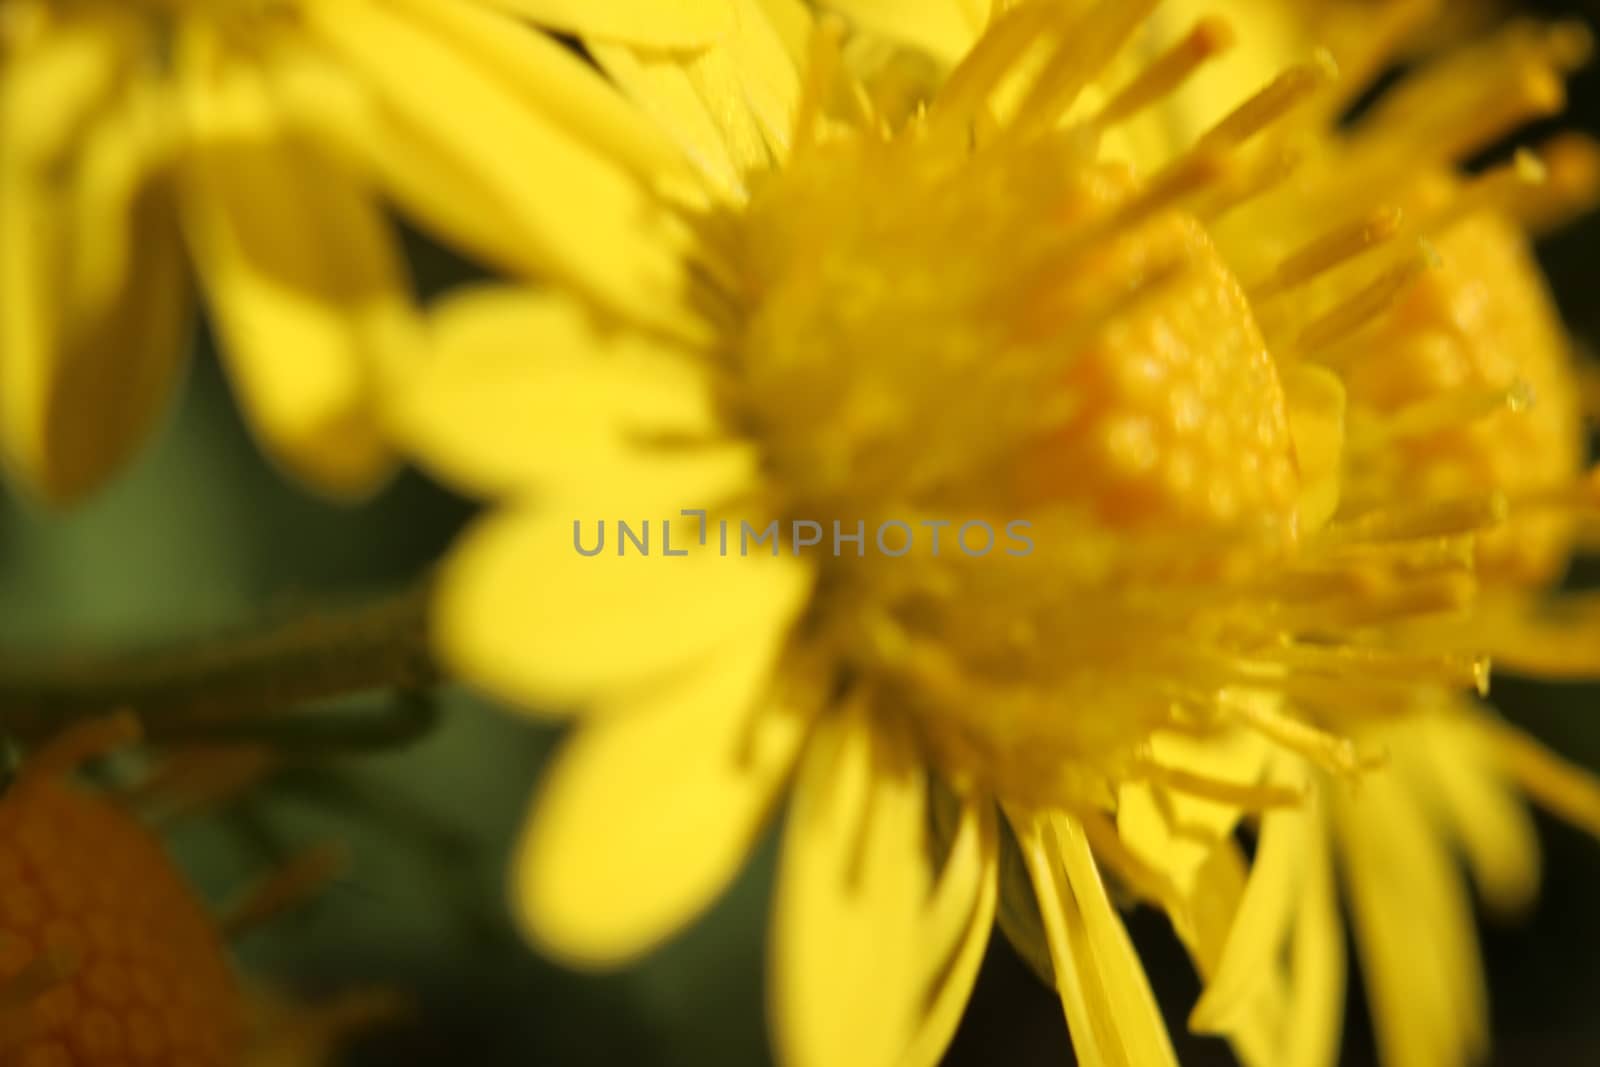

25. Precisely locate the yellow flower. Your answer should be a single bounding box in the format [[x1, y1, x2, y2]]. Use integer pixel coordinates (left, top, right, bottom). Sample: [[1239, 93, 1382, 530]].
[[0, 0, 712, 503], [1052, 6, 1600, 1067], [381, 2, 1600, 1065]]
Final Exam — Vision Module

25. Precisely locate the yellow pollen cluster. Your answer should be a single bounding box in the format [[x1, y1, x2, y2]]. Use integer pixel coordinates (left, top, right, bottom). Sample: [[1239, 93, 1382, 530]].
[[736, 132, 1297, 545], [0, 772, 242, 1066]]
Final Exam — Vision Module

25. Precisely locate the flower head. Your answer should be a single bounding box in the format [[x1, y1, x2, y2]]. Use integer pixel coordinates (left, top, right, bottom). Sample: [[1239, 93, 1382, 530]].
[[389, 2, 1600, 1066]]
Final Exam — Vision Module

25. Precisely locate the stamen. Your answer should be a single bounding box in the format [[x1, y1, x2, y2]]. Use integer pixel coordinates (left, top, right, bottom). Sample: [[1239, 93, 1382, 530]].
[[219, 843, 348, 938], [1197, 145, 1303, 221], [1009, 0, 1163, 138], [1194, 53, 1338, 152], [1479, 590, 1600, 680], [1322, 492, 1509, 545], [933, 0, 1057, 129], [1093, 16, 1235, 128], [1244, 644, 1490, 697], [1220, 694, 1369, 776], [124, 746, 278, 824], [1512, 133, 1600, 235], [1297, 242, 1438, 356], [1354, 29, 1570, 167], [15, 711, 139, 788], [1249, 205, 1405, 300], [1426, 150, 1548, 236], [1354, 379, 1534, 446]]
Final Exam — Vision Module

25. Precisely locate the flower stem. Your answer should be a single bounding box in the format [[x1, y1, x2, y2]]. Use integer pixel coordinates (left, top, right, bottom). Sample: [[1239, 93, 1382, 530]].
[[0, 582, 441, 747]]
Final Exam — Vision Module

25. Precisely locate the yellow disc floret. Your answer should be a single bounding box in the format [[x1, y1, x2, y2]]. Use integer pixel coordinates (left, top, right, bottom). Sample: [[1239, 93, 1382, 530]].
[[721, 84, 1305, 803], [0, 724, 242, 1067]]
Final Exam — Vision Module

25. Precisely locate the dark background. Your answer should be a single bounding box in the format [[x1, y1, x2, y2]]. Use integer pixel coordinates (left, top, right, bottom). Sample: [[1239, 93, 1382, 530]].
[[7, 2, 1600, 1064]]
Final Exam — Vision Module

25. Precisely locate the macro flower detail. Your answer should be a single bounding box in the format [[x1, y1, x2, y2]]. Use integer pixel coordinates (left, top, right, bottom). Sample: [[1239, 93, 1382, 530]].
[[0, 0, 697, 503], [389, 1, 1600, 1064]]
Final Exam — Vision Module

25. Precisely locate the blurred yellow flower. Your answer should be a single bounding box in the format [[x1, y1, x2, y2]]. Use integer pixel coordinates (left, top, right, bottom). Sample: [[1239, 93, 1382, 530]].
[[385, 2, 1600, 1065], [0, 0, 711, 502]]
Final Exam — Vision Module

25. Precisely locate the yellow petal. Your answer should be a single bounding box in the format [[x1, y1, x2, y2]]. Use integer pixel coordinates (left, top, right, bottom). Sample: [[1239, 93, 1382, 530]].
[[771, 708, 932, 1067], [307, 0, 693, 332], [470, 0, 734, 48], [437, 509, 813, 708], [179, 31, 403, 496], [396, 287, 756, 504], [1477, 590, 1600, 680], [388, 0, 692, 185], [1013, 808, 1179, 1067], [1282, 810, 1345, 1067], [820, 0, 982, 66], [46, 184, 192, 504], [899, 797, 999, 1067], [1403, 712, 1540, 916], [1119, 728, 1269, 894], [1176, 842, 1286, 1067], [0, 19, 169, 504], [514, 626, 801, 965], [591, 43, 747, 200], [752, 0, 813, 67], [1190, 760, 1310, 1034], [718, 0, 803, 164], [1335, 768, 1488, 1067], [0, 11, 130, 163]]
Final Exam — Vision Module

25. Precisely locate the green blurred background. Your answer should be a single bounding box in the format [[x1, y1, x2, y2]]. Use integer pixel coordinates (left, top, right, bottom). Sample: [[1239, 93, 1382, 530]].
[[8, 2, 1600, 1063]]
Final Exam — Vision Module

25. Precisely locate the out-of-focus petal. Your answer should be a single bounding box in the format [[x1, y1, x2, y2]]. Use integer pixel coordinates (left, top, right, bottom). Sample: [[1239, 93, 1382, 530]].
[[179, 29, 405, 495], [307, 0, 694, 333], [514, 626, 801, 964], [470, 0, 735, 48], [394, 287, 754, 504], [436, 509, 813, 708], [820, 0, 982, 66], [772, 709, 933, 1067]]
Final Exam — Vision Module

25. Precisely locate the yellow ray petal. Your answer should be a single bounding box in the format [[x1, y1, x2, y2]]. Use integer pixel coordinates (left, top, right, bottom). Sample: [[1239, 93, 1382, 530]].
[[1282, 806, 1345, 1067], [470, 0, 734, 48], [1176, 842, 1285, 1067], [307, 0, 694, 333], [1190, 761, 1309, 1034], [1402, 712, 1540, 916], [771, 708, 934, 1067], [592, 42, 747, 201], [899, 798, 999, 1067], [1119, 728, 1269, 894], [718, 0, 803, 165], [821, 0, 983, 67], [437, 508, 813, 709], [178, 31, 404, 496], [47, 182, 192, 504], [0, 16, 166, 504], [753, 0, 813, 67], [395, 287, 754, 503], [1335, 769, 1488, 1067], [388, 0, 692, 185], [1013, 808, 1179, 1067], [514, 626, 801, 966]]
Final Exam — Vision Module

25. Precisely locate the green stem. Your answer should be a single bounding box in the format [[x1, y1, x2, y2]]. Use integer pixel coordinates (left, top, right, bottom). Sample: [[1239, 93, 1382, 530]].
[[0, 582, 440, 745]]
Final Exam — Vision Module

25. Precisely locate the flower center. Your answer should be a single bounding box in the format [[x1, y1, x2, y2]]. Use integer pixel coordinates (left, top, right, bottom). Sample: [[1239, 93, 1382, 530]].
[[724, 118, 1304, 801]]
